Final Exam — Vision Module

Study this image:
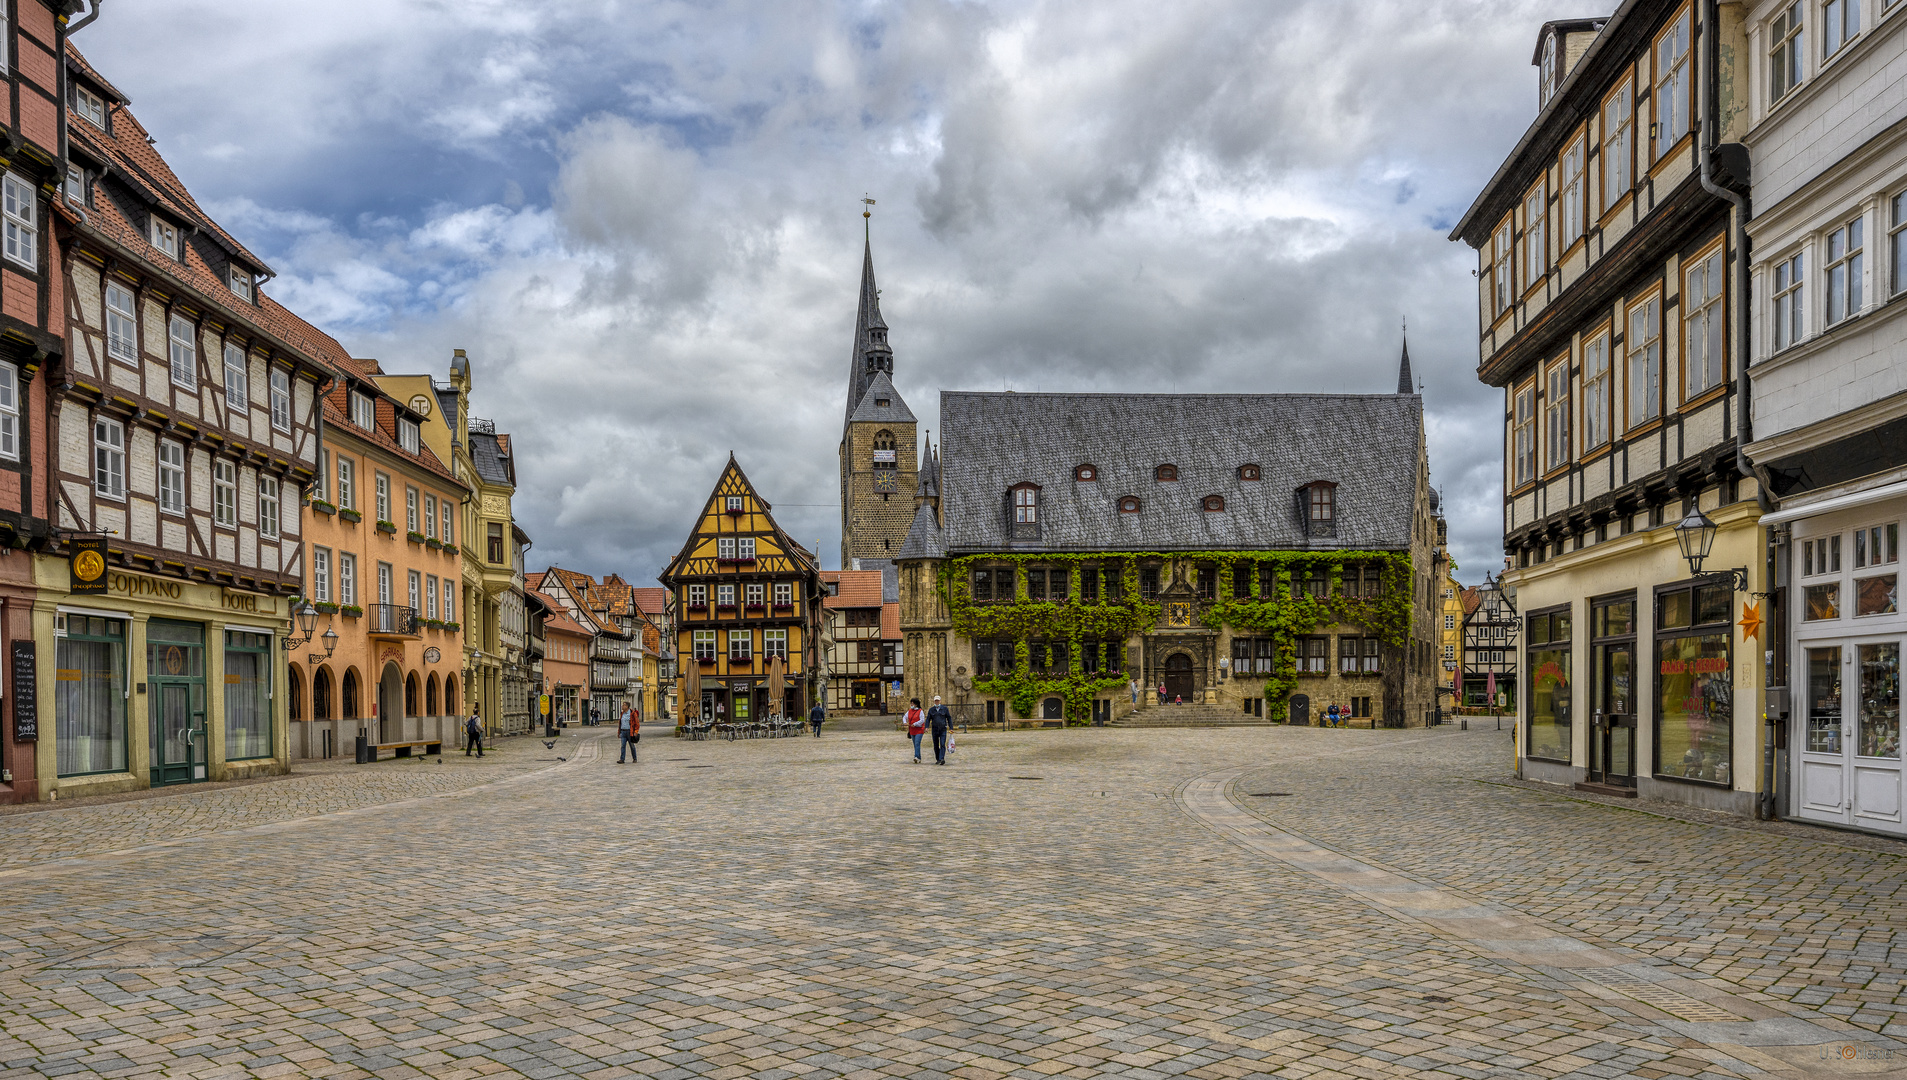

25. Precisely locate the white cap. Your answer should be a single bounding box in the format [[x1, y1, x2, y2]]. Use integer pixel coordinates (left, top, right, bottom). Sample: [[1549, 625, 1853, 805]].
[[932, 695, 941, 701]]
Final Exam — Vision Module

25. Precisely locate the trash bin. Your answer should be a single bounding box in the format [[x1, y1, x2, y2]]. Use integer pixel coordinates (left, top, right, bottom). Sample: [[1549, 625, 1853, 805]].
[[354, 732, 371, 764]]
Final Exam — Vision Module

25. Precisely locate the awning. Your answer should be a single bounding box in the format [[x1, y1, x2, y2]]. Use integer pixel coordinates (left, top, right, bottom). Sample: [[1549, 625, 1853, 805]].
[[1759, 477, 1907, 527]]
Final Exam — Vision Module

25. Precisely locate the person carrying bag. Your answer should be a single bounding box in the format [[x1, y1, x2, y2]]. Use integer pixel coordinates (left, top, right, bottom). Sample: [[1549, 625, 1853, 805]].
[[905, 698, 926, 763]]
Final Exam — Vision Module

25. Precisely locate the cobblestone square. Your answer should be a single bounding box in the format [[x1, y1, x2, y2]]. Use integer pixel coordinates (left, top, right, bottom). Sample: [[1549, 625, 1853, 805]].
[[0, 726, 1902, 1079]]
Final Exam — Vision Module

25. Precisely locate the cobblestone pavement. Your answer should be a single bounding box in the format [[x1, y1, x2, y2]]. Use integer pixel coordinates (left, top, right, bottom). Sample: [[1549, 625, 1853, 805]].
[[0, 731, 581, 869], [0, 725, 1903, 1079]]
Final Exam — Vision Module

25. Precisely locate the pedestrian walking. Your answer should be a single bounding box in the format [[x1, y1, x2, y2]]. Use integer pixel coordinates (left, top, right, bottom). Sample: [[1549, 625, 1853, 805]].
[[464, 706, 485, 757], [1129, 677, 1140, 705], [618, 704, 641, 763], [808, 700, 826, 737], [905, 698, 926, 763], [927, 695, 952, 765]]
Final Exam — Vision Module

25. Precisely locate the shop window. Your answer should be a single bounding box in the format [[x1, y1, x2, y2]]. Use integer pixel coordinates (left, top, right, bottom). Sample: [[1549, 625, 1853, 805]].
[[224, 630, 272, 761], [1854, 523, 1899, 569], [55, 615, 127, 777], [1804, 582, 1841, 621], [1857, 643, 1900, 759], [1654, 582, 1733, 785], [1807, 647, 1842, 753], [1525, 608, 1572, 763]]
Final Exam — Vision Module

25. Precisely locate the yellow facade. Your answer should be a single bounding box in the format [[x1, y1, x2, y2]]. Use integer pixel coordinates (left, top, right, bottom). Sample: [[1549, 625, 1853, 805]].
[[661, 458, 824, 723]]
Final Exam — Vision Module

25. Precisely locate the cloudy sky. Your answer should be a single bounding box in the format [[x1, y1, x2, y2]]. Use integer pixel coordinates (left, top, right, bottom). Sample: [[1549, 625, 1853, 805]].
[[79, 0, 1567, 585]]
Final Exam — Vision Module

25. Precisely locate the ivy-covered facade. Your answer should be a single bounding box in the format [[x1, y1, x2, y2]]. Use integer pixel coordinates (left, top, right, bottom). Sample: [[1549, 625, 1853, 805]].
[[898, 372, 1447, 727]]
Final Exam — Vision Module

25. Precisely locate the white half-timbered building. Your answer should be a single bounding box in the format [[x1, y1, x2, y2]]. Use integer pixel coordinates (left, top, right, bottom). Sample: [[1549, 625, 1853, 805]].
[[29, 47, 334, 799]]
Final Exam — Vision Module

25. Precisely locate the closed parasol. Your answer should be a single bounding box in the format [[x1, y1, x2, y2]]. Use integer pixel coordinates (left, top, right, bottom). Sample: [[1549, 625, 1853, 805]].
[[768, 654, 785, 717], [684, 662, 701, 725]]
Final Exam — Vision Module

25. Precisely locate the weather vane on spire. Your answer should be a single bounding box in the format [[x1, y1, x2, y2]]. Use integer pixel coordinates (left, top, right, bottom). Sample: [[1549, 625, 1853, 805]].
[[863, 196, 876, 220]]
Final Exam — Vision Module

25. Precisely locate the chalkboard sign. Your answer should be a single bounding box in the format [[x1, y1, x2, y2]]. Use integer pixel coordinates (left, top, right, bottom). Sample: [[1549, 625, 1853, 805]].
[[12, 640, 37, 742]]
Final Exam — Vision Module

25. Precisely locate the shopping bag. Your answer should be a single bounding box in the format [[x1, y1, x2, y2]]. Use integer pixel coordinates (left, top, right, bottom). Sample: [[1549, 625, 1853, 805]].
[[946, 732, 957, 760]]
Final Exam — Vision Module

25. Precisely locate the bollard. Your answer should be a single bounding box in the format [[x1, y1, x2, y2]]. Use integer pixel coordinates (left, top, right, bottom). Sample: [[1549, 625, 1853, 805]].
[[1460, 719, 1468, 731]]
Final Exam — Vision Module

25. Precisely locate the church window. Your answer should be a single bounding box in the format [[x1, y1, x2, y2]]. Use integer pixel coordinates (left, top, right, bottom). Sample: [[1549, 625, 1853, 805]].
[[1075, 464, 1097, 482], [1238, 464, 1260, 481], [1155, 464, 1178, 481], [1203, 495, 1225, 512], [1119, 496, 1141, 513], [872, 430, 897, 467]]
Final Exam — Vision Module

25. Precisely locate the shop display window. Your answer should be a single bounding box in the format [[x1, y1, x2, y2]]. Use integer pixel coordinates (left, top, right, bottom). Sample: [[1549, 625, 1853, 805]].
[[224, 630, 273, 761], [1855, 575, 1898, 617], [1807, 647, 1843, 753], [1526, 607, 1572, 763], [1858, 643, 1901, 760], [1805, 583, 1841, 621], [1655, 583, 1733, 786], [55, 615, 126, 777]]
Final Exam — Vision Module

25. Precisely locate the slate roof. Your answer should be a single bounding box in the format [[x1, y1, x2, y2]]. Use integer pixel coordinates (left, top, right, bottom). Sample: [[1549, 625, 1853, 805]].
[[897, 504, 946, 560], [844, 238, 888, 423], [470, 430, 515, 486], [916, 435, 940, 499], [935, 392, 1422, 554], [848, 371, 915, 424]]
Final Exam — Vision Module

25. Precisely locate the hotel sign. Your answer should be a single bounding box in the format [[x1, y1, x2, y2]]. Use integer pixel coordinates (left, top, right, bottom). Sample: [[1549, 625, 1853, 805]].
[[220, 589, 277, 615], [108, 573, 182, 600], [69, 537, 108, 595]]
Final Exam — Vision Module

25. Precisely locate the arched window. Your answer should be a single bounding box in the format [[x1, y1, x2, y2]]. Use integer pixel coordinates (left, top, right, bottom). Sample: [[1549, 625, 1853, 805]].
[[444, 675, 459, 715], [426, 674, 440, 715], [1155, 464, 1178, 481], [1238, 464, 1261, 481], [872, 430, 897, 475], [288, 665, 304, 721], [1203, 495, 1225, 512], [342, 668, 361, 718], [313, 667, 333, 720], [405, 673, 419, 716], [873, 430, 895, 452], [1074, 464, 1097, 482], [1119, 496, 1142, 513]]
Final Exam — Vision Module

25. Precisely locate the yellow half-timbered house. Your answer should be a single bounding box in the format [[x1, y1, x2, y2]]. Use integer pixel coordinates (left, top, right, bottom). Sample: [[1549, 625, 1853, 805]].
[[660, 456, 824, 725]]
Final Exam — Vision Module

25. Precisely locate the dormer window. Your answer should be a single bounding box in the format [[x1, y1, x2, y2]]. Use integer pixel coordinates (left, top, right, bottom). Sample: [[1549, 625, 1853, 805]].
[[1155, 464, 1178, 481], [1074, 464, 1097, 482], [350, 391, 375, 430], [398, 418, 419, 453], [1238, 464, 1261, 481], [150, 217, 179, 259], [1007, 481, 1041, 540], [1539, 33, 1558, 107], [71, 84, 106, 129], [875, 397, 890, 407], [229, 265, 253, 302], [1118, 496, 1141, 513], [1297, 480, 1338, 537], [1203, 495, 1225, 512]]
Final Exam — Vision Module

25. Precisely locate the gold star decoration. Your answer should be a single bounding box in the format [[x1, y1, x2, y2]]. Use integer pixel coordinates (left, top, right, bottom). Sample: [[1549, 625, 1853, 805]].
[[1738, 600, 1763, 643]]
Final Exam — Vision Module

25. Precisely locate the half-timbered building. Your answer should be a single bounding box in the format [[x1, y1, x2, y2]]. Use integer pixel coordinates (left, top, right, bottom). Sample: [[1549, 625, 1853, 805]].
[[0, 1, 73, 803], [660, 455, 824, 724], [33, 45, 331, 797], [1449, 4, 1767, 814]]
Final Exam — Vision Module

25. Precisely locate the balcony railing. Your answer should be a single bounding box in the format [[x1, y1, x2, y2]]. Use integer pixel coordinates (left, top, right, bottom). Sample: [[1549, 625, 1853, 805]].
[[367, 604, 419, 637]]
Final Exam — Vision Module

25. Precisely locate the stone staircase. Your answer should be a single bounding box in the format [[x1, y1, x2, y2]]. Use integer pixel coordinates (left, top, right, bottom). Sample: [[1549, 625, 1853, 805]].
[[1108, 704, 1274, 728]]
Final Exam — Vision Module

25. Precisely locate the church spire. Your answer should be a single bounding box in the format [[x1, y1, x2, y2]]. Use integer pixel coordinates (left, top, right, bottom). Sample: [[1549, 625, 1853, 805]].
[[846, 206, 894, 425], [1396, 319, 1415, 395]]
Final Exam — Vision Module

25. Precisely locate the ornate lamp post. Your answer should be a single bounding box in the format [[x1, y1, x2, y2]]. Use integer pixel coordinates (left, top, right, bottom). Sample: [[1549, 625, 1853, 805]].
[[1672, 505, 1749, 590]]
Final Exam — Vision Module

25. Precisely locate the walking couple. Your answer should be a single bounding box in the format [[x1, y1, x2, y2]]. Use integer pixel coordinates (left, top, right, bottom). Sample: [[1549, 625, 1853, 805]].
[[904, 696, 954, 765]]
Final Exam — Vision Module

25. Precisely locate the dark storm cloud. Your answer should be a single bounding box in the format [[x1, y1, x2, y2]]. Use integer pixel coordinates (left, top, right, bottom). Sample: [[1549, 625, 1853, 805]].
[[77, 0, 1564, 584]]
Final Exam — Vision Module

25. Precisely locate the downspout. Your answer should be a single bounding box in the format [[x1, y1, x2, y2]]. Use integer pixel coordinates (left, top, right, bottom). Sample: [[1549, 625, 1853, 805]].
[[1696, 0, 1767, 513], [1697, 0, 1779, 820]]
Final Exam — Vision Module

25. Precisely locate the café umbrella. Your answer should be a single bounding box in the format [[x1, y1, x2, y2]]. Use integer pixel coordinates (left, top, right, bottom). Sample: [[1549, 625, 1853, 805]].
[[768, 654, 785, 718], [684, 661, 701, 725]]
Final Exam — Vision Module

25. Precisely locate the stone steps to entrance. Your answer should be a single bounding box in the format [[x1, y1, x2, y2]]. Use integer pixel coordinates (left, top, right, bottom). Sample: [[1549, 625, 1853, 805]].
[[1109, 706, 1273, 728]]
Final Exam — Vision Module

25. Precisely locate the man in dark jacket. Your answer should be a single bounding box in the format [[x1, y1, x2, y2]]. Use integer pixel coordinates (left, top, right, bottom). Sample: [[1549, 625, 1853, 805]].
[[926, 696, 952, 765], [808, 701, 826, 737]]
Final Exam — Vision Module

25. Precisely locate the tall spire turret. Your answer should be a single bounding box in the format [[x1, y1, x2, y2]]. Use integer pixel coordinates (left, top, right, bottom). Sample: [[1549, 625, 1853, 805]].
[[1397, 319, 1415, 395], [846, 205, 894, 424]]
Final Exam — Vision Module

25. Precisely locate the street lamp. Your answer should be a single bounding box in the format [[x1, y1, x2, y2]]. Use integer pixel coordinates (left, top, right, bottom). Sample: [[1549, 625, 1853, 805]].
[[282, 599, 320, 651], [309, 626, 338, 669], [1672, 505, 1749, 591]]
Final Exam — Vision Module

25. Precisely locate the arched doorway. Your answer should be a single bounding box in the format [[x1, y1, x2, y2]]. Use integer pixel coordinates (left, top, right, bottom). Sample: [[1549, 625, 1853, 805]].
[[313, 667, 334, 720], [405, 673, 420, 718], [444, 674, 459, 715], [288, 666, 304, 721], [341, 668, 360, 720], [379, 663, 405, 743], [1163, 653, 1195, 703], [426, 673, 440, 716]]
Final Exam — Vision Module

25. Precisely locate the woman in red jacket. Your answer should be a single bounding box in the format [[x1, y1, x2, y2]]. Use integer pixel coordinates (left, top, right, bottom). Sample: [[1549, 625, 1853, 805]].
[[905, 698, 926, 763]]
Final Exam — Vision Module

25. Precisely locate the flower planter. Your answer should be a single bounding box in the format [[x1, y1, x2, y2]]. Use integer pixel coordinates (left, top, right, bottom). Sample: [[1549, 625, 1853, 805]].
[[443, 621, 460, 632], [425, 538, 442, 550], [311, 500, 337, 516], [340, 605, 364, 618], [338, 509, 363, 523], [314, 601, 340, 614], [376, 520, 398, 535], [407, 531, 427, 544]]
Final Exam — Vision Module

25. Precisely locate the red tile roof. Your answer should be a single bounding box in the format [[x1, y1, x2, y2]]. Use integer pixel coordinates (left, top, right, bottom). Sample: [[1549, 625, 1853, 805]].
[[821, 570, 884, 610], [632, 587, 669, 616]]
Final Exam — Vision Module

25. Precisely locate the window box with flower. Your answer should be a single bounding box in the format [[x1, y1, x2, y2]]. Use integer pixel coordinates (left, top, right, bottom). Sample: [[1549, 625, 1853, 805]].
[[338, 508, 363, 523], [340, 604, 364, 618], [407, 531, 426, 544], [314, 601, 340, 614], [376, 520, 398, 535], [311, 500, 337, 516]]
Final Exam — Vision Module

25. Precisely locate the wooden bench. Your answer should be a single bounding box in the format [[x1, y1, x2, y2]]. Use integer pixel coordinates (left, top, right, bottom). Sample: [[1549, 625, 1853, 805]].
[[368, 740, 442, 761]]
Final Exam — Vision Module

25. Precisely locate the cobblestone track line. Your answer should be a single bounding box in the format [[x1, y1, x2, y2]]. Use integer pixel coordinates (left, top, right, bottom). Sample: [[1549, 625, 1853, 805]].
[[1176, 767, 1907, 1079], [0, 733, 608, 885]]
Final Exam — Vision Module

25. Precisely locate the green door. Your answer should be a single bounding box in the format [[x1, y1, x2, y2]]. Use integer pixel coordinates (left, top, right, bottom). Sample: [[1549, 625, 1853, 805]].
[[148, 621, 207, 787]]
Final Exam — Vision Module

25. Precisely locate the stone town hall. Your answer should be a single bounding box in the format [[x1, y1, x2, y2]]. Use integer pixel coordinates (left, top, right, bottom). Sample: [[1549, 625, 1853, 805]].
[[837, 233, 1448, 728]]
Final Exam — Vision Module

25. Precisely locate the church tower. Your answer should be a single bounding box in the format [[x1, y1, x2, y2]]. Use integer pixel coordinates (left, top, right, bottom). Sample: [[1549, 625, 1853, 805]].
[[838, 216, 919, 567]]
